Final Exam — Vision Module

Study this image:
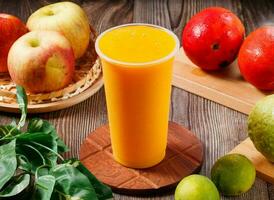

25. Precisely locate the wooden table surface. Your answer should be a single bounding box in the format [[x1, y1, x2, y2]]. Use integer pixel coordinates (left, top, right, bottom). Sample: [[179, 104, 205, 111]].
[[0, 0, 273, 199]]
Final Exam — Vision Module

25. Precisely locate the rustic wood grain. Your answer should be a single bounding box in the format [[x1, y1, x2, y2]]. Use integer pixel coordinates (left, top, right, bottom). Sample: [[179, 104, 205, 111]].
[[83, 0, 133, 32], [241, 0, 274, 34], [0, 0, 273, 200]]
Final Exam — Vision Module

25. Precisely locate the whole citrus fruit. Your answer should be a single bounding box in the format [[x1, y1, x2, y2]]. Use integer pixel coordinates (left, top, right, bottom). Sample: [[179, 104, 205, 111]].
[[211, 154, 256, 196], [248, 94, 274, 162], [182, 7, 245, 70], [238, 26, 274, 90], [175, 174, 220, 200]]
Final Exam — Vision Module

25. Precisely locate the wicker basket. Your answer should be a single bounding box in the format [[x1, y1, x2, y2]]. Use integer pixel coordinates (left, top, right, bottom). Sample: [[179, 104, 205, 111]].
[[0, 27, 102, 106]]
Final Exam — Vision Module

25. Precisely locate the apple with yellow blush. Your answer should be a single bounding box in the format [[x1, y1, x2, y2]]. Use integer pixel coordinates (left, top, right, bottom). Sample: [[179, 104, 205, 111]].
[[8, 31, 75, 93], [27, 2, 91, 59]]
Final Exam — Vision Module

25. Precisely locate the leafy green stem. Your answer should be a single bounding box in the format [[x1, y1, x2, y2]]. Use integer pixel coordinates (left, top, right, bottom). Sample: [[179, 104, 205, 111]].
[[31, 141, 64, 161], [22, 144, 46, 165], [34, 165, 50, 180], [53, 189, 67, 199], [16, 86, 27, 130]]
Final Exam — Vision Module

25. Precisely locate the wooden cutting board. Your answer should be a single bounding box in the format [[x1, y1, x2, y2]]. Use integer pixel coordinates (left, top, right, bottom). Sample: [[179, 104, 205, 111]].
[[230, 138, 274, 184], [172, 48, 273, 115]]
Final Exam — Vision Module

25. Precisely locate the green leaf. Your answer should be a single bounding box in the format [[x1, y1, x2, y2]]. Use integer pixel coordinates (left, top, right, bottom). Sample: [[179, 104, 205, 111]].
[[0, 125, 21, 141], [36, 166, 50, 177], [32, 175, 55, 200], [66, 159, 113, 200], [28, 118, 69, 153], [0, 140, 17, 190], [16, 132, 58, 172], [16, 86, 27, 129], [56, 139, 68, 154], [50, 163, 98, 200], [17, 154, 31, 172], [27, 118, 44, 133], [17, 143, 46, 173], [0, 174, 30, 197]]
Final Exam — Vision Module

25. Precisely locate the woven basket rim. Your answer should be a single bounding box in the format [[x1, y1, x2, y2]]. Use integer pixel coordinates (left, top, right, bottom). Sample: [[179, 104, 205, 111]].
[[0, 26, 102, 106]]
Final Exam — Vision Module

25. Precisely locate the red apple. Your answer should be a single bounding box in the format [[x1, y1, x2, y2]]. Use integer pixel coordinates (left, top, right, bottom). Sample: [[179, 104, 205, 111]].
[[8, 31, 75, 93], [182, 7, 245, 70], [238, 26, 274, 90], [0, 14, 28, 72], [27, 2, 91, 59]]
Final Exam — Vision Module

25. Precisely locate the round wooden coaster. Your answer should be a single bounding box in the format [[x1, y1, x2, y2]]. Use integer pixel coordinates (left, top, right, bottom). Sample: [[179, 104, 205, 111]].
[[80, 122, 203, 195]]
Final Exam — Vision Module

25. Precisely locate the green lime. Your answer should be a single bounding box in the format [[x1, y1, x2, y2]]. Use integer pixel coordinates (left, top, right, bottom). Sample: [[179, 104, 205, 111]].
[[248, 94, 274, 162], [211, 154, 255, 196], [175, 174, 220, 200]]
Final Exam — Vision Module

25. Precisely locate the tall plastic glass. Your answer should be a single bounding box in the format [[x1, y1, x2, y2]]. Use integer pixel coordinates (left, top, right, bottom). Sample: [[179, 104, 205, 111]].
[[95, 23, 179, 168]]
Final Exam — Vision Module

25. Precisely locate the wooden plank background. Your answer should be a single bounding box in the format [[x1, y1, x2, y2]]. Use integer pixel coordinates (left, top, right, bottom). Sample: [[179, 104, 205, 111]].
[[0, 0, 273, 199]]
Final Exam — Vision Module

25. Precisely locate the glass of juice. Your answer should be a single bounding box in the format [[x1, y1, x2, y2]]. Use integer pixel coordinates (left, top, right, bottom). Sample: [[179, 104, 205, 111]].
[[95, 23, 179, 168]]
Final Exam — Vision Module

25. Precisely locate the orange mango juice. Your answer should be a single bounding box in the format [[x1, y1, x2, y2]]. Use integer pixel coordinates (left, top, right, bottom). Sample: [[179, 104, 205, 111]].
[[96, 24, 179, 168]]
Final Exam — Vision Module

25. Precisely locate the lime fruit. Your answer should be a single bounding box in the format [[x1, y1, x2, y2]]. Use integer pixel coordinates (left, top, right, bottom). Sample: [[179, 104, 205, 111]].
[[248, 94, 274, 162], [175, 174, 220, 200], [211, 154, 255, 196]]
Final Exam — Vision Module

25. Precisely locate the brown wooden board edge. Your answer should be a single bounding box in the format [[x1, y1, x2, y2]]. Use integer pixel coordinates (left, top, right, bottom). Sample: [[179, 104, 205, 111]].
[[0, 75, 103, 113], [172, 75, 252, 115]]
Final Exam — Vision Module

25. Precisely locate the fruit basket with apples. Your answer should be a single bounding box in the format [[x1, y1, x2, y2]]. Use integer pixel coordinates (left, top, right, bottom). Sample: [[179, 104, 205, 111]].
[[0, 2, 103, 113]]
